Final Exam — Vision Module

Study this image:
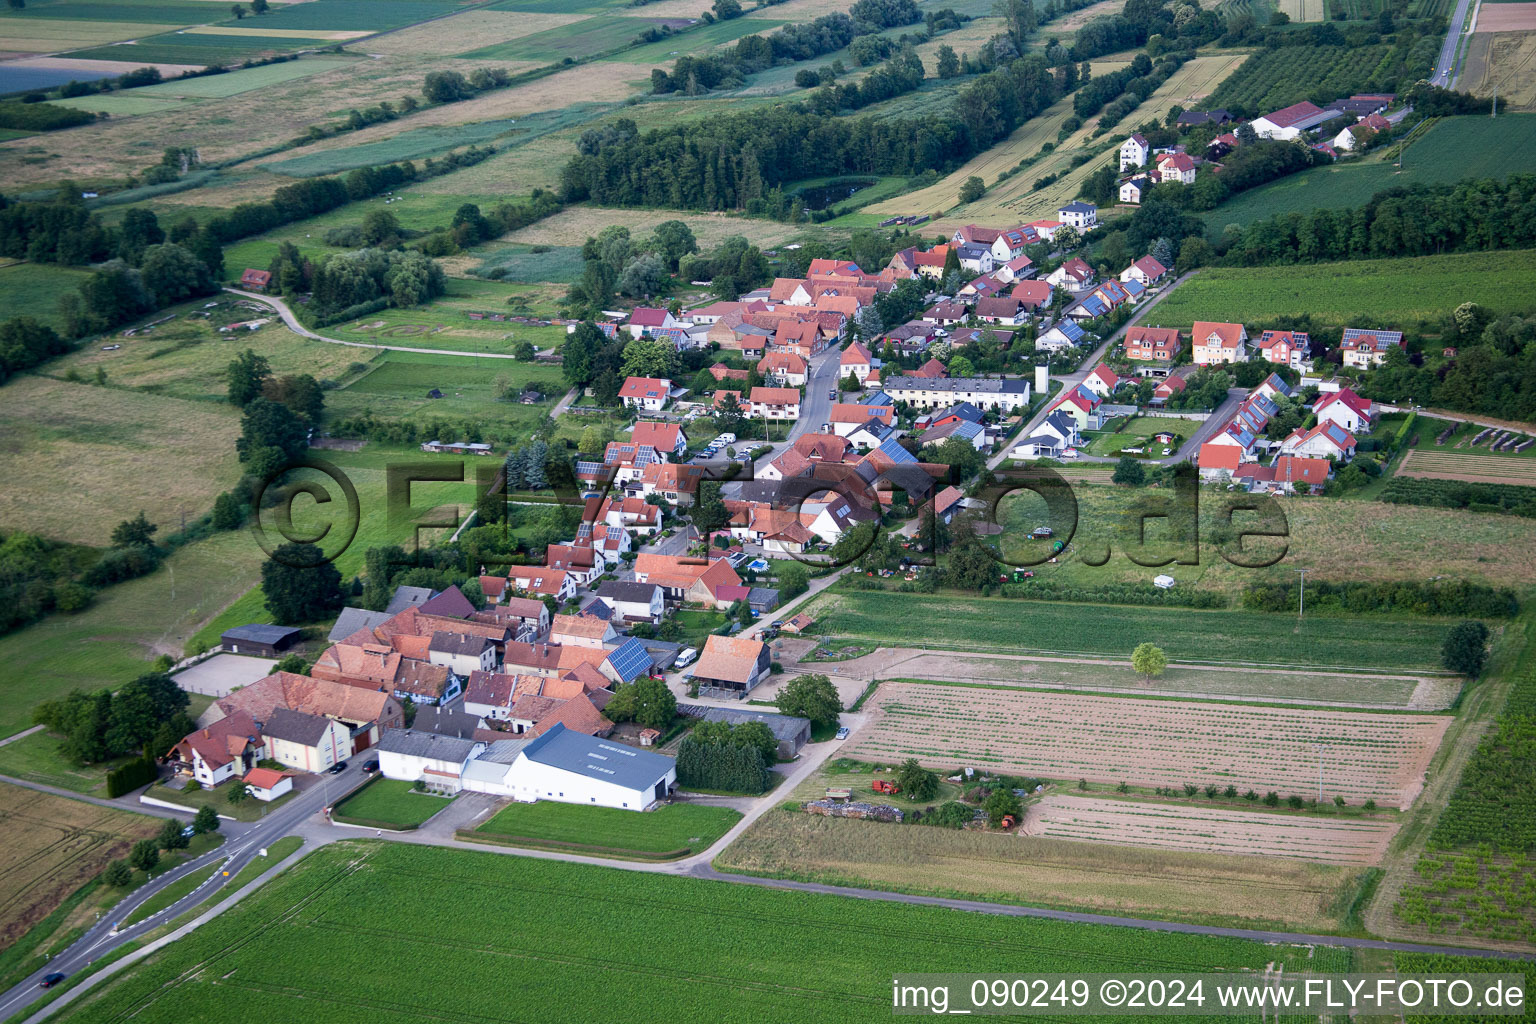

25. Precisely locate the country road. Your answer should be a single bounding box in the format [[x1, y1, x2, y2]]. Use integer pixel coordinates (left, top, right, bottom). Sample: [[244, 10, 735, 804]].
[[1432, 0, 1478, 86]]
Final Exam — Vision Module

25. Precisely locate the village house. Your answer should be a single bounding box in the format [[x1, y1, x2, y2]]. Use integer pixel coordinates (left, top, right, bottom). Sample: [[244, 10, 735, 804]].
[[210, 671, 403, 757], [1153, 366, 1197, 404], [261, 708, 350, 774], [1046, 258, 1095, 291], [829, 401, 894, 436], [631, 554, 742, 609], [1332, 112, 1391, 151], [429, 631, 497, 677], [242, 767, 291, 802], [505, 565, 577, 602], [1012, 410, 1080, 459], [1120, 133, 1150, 170], [1251, 100, 1340, 140], [1119, 176, 1151, 205], [618, 376, 672, 412], [973, 296, 1026, 326], [1035, 319, 1086, 354], [1256, 330, 1312, 370], [1153, 152, 1197, 185], [169, 713, 264, 788], [629, 421, 687, 459], [377, 730, 485, 794], [593, 581, 665, 624], [1047, 383, 1104, 431], [1124, 326, 1181, 362], [626, 307, 682, 339], [1340, 327, 1405, 369], [1011, 280, 1053, 311], [955, 243, 996, 274], [1191, 321, 1249, 365], [1120, 256, 1169, 288], [1281, 421, 1357, 461], [549, 614, 618, 649], [1313, 387, 1376, 433], [749, 386, 802, 420], [1081, 364, 1123, 398], [758, 350, 809, 387], [881, 375, 1031, 412], [1057, 201, 1098, 231]]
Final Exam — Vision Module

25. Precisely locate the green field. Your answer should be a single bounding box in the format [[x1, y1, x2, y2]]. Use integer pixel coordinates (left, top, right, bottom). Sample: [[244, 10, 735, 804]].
[[243, 0, 459, 31], [326, 348, 561, 425], [333, 778, 453, 829], [129, 57, 356, 99], [805, 590, 1453, 669], [619, 17, 785, 63], [66, 34, 333, 65], [471, 243, 586, 283], [1205, 114, 1536, 233], [1148, 251, 1536, 328], [477, 800, 741, 854], [1204, 44, 1396, 112], [0, 263, 90, 331], [0, 0, 231, 24], [458, 15, 654, 61], [46, 841, 1357, 1024], [49, 94, 187, 115], [260, 119, 522, 177]]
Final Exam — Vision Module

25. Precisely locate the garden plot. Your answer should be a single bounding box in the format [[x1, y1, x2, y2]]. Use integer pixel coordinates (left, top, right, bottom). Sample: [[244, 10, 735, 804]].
[[845, 683, 1450, 807], [1025, 795, 1399, 864], [1397, 449, 1536, 487]]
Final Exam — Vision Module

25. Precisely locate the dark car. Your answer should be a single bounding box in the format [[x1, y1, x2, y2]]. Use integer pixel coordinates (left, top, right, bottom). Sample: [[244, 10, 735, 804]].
[[363, 759, 379, 773], [40, 972, 66, 989], [327, 761, 348, 775]]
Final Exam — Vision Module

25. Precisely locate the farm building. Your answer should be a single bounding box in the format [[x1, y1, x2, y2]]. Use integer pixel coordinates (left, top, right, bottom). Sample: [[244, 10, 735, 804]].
[[376, 730, 485, 794], [220, 624, 301, 657], [239, 269, 272, 292], [470, 722, 677, 811], [680, 705, 811, 759]]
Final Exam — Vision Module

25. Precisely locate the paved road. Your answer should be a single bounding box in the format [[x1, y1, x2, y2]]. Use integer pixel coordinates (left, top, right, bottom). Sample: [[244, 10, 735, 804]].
[[986, 271, 1200, 471], [222, 288, 531, 359], [1169, 387, 1246, 462], [0, 763, 371, 1021], [1432, 0, 1477, 85]]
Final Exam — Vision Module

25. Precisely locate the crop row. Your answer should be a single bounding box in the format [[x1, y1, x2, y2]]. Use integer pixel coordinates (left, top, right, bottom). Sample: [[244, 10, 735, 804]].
[[53, 843, 1361, 1024], [1205, 44, 1395, 112]]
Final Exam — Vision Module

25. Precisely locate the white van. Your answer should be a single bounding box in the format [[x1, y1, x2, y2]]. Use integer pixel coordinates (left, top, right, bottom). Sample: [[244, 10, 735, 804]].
[[675, 647, 699, 668]]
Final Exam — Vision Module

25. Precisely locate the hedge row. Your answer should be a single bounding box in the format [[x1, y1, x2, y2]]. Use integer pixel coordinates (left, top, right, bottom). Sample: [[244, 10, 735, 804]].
[[1242, 578, 1517, 618], [106, 755, 158, 798]]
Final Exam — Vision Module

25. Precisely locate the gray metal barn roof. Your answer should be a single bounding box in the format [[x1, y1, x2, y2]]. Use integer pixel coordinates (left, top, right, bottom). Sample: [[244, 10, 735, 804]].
[[221, 624, 302, 645], [376, 729, 480, 762], [328, 607, 391, 643], [519, 723, 673, 790], [679, 705, 810, 743]]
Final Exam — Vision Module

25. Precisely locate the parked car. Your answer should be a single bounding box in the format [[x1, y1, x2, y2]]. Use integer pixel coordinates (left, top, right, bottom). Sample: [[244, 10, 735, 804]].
[[363, 759, 379, 773], [834, 726, 850, 741], [1061, 449, 1079, 460], [40, 973, 66, 989], [327, 761, 348, 775], [828, 389, 836, 400], [675, 647, 699, 668]]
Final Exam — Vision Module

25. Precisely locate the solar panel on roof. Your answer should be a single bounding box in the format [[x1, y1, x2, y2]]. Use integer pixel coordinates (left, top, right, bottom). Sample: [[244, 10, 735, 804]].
[[604, 638, 653, 684]]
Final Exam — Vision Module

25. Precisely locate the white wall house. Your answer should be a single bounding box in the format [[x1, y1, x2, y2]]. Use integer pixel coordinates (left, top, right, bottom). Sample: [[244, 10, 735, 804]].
[[262, 708, 351, 774], [377, 730, 485, 794], [1120, 134, 1150, 170]]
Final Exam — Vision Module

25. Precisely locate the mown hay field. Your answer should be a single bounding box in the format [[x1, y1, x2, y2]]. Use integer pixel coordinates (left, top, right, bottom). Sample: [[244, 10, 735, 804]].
[[1397, 449, 1536, 487], [1462, 29, 1536, 109], [1024, 794, 1397, 863], [717, 806, 1370, 931], [0, 782, 161, 950], [846, 682, 1450, 805], [360, 10, 588, 55], [47, 840, 1356, 1024]]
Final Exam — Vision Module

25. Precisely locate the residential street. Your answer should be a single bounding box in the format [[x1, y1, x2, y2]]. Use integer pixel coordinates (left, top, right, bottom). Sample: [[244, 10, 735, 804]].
[[0, 762, 372, 1022]]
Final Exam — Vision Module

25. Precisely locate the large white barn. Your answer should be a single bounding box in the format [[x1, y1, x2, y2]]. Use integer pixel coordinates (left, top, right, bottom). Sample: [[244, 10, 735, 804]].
[[461, 724, 676, 811]]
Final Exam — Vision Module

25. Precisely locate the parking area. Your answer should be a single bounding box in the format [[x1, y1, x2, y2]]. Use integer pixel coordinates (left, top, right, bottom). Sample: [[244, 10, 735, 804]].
[[173, 653, 276, 697]]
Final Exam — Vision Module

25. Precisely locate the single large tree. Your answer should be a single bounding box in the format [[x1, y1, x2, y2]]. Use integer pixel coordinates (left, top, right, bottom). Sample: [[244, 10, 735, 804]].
[[226, 348, 273, 408], [1131, 642, 1167, 681], [110, 511, 158, 548], [1441, 620, 1490, 677], [896, 758, 940, 801], [776, 673, 840, 727], [605, 678, 677, 729], [261, 543, 344, 624], [1112, 456, 1146, 486]]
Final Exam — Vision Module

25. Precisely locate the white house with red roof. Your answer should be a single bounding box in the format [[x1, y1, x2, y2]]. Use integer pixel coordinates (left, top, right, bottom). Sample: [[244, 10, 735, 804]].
[[1025, 219, 1064, 241], [1256, 329, 1312, 370], [1011, 280, 1053, 310], [1046, 258, 1095, 291], [1313, 387, 1375, 433], [1281, 421, 1357, 461], [1124, 326, 1181, 362], [1198, 442, 1249, 481], [618, 376, 672, 412], [629, 421, 686, 459], [1120, 133, 1150, 170], [1081, 364, 1122, 398], [1153, 152, 1197, 185], [758, 350, 809, 387], [749, 386, 801, 420], [1047, 383, 1104, 430], [1191, 321, 1249, 365], [1251, 100, 1337, 140], [1120, 256, 1168, 288], [840, 341, 874, 382], [626, 307, 681, 339], [1333, 112, 1392, 151]]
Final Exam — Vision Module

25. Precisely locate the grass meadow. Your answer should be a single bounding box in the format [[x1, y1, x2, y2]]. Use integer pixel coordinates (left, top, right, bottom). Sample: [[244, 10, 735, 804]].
[[477, 801, 742, 854], [43, 840, 1356, 1024], [0, 263, 91, 331], [333, 779, 453, 828], [1146, 250, 1536, 327]]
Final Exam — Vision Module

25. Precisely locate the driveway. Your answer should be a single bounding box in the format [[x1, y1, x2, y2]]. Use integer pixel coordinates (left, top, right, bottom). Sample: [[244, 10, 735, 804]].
[[172, 654, 276, 697], [1170, 387, 1246, 461]]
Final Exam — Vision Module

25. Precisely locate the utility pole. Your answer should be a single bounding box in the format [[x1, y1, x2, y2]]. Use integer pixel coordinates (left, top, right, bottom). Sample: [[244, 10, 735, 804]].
[[1295, 567, 1310, 620]]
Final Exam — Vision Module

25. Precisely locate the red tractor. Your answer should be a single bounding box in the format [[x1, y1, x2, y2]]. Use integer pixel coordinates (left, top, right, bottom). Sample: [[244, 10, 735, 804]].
[[872, 779, 901, 795]]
